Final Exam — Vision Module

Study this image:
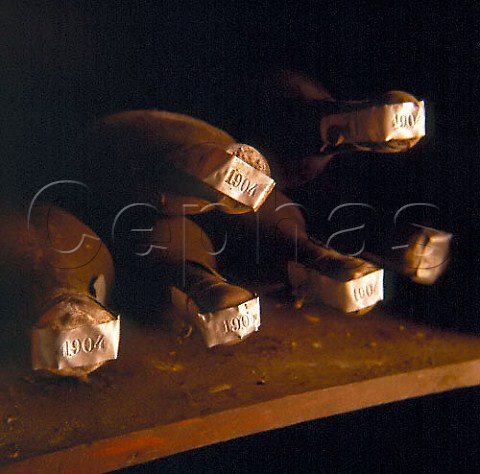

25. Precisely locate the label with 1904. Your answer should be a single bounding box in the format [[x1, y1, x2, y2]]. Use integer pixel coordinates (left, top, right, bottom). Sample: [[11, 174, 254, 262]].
[[222, 311, 259, 334], [204, 155, 275, 212], [31, 317, 120, 370], [60, 334, 106, 358], [198, 296, 261, 348]]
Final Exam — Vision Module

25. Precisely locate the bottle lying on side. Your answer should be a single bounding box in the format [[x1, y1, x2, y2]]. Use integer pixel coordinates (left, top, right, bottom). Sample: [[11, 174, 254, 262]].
[[88, 110, 276, 216], [231, 70, 426, 188], [0, 204, 119, 377], [216, 188, 384, 316]]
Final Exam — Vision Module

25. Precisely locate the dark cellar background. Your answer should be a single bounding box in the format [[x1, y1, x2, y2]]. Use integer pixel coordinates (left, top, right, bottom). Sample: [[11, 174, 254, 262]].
[[1, 1, 480, 472]]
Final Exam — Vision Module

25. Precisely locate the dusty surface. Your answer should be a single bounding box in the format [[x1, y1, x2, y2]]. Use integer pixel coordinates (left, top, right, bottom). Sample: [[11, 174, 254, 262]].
[[1, 292, 480, 472]]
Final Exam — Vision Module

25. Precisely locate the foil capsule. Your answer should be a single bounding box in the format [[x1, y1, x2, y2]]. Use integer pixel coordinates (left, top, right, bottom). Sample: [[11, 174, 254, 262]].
[[32, 315, 120, 372], [288, 261, 384, 314], [171, 287, 261, 348], [204, 144, 276, 213], [401, 227, 452, 285], [362, 225, 452, 286], [320, 101, 425, 148]]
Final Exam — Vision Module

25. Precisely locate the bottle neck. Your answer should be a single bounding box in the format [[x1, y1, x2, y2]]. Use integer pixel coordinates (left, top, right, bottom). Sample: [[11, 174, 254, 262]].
[[31, 291, 120, 375], [35, 290, 118, 336], [317, 99, 426, 152], [164, 142, 275, 215]]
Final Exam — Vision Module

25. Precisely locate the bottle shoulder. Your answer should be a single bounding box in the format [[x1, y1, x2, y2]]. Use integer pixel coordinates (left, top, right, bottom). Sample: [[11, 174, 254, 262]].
[[95, 110, 236, 156], [0, 205, 114, 293]]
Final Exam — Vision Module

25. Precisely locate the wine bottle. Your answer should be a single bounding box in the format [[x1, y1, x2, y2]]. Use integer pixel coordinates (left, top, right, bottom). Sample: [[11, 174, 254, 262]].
[[86, 110, 276, 217], [204, 189, 384, 315], [0, 204, 119, 377], [234, 71, 426, 187]]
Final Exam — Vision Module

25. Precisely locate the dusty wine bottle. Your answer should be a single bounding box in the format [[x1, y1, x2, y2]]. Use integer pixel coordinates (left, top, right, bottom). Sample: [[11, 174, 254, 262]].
[[235, 71, 426, 187], [276, 71, 424, 152], [135, 215, 261, 348], [87, 110, 276, 216], [317, 90, 425, 154], [287, 233, 384, 315], [220, 189, 384, 315], [0, 204, 119, 377]]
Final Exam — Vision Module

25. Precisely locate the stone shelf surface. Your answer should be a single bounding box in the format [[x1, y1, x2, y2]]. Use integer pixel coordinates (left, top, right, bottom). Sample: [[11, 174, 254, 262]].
[[1, 293, 479, 473]]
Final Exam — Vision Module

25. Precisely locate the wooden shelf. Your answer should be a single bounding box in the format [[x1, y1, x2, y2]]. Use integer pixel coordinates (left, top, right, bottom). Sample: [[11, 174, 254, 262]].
[[1, 293, 480, 473]]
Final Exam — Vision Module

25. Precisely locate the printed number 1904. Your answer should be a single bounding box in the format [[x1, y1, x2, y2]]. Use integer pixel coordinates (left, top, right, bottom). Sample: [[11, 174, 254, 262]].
[[225, 169, 258, 197], [61, 335, 105, 358]]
